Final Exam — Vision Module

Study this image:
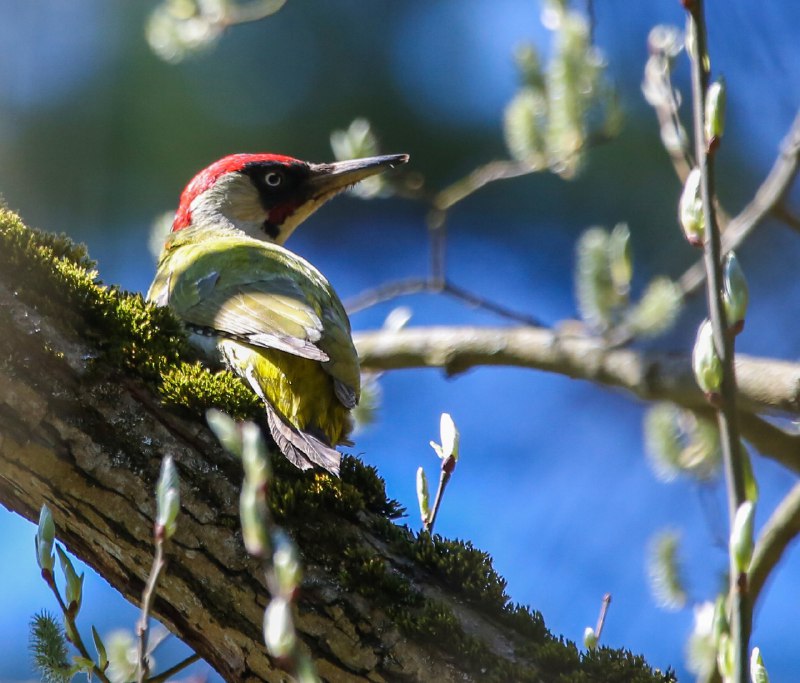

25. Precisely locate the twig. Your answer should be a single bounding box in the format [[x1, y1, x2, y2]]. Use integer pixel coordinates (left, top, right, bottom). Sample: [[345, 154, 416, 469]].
[[749, 482, 800, 606], [137, 540, 167, 683], [424, 457, 456, 534], [594, 593, 612, 642], [147, 652, 202, 683], [433, 160, 542, 213], [686, 3, 749, 681], [345, 277, 545, 327]]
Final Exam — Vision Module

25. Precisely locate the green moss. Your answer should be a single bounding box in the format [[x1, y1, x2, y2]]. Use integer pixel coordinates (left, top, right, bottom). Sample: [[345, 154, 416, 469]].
[[0, 208, 190, 381], [160, 362, 262, 419], [411, 532, 509, 610]]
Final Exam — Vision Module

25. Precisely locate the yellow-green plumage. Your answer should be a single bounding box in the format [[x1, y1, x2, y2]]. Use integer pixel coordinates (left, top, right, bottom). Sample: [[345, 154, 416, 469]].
[[147, 225, 359, 472]]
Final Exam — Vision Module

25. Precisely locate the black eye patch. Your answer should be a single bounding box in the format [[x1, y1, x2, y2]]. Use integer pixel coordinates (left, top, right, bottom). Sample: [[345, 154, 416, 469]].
[[241, 161, 310, 210]]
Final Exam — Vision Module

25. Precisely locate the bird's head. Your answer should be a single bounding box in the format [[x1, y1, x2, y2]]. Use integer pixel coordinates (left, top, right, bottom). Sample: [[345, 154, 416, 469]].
[[171, 152, 409, 245]]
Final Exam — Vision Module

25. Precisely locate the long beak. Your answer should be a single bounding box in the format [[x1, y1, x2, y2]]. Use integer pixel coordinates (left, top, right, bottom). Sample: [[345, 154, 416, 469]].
[[307, 153, 409, 197]]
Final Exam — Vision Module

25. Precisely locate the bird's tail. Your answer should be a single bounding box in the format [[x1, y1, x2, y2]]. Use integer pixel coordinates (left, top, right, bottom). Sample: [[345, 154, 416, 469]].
[[264, 402, 341, 476]]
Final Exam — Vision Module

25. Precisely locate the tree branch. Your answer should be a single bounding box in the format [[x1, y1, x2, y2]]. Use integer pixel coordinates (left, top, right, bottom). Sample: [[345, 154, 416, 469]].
[[354, 326, 800, 470]]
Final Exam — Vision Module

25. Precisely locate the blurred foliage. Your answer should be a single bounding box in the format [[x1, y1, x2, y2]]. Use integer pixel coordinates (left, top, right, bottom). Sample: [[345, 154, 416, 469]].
[[647, 529, 688, 612], [503, 1, 622, 178], [147, 0, 286, 63], [575, 224, 682, 337], [644, 403, 721, 483]]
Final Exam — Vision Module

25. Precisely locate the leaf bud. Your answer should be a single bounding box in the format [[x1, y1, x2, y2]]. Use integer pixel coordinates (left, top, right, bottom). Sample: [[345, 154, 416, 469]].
[[155, 455, 180, 540], [751, 647, 770, 683], [240, 482, 269, 558], [692, 319, 723, 396], [722, 251, 748, 334], [430, 413, 460, 463], [730, 500, 755, 575], [416, 467, 430, 524], [717, 632, 734, 679], [92, 625, 109, 672], [704, 77, 726, 149], [679, 168, 705, 246], [35, 505, 56, 575], [56, 546, 84, 615], [241, 422, 271, 490]]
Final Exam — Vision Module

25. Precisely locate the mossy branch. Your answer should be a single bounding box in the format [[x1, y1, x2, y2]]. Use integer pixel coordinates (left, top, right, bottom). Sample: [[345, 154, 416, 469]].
[[0, 209, 673, 682]]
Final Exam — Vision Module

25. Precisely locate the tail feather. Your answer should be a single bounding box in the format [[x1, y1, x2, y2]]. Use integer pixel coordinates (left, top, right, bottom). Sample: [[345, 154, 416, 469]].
[[241, 357, 342, 476], [265, 404, 341, 476]]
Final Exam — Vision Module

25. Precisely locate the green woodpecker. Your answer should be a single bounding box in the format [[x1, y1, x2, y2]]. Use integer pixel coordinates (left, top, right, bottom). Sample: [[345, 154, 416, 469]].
[[147, 152, 408, 475]]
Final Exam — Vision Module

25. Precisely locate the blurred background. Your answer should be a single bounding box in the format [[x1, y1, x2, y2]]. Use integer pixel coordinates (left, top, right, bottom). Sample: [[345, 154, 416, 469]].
[[2, 1, 800, 680]]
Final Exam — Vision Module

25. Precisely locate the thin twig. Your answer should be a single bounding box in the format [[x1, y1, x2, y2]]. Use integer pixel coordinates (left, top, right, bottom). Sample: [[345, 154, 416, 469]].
[[594, 593, 612, 642], [147, 652, 202, 683], [424, 458, 455, 534], [137, 540, 167, 683], [345, 277, 545, 327], [687, 4, 750, 681]]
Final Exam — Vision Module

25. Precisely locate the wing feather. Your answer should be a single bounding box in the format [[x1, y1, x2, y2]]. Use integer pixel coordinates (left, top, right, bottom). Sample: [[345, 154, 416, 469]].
[[153, 227, 360, 406]]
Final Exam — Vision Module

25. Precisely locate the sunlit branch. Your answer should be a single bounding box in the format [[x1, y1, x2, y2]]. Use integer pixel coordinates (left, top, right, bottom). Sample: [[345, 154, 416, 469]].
[[354, 325, 800, 471]]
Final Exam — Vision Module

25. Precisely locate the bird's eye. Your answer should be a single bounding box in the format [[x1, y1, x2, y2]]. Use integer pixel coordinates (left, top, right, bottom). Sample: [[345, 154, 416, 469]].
[[265, 171, 284, 188]]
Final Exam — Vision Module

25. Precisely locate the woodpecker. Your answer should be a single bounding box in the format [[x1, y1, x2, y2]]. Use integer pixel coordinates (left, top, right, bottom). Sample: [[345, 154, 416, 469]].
[[147, 152, 409, 474]]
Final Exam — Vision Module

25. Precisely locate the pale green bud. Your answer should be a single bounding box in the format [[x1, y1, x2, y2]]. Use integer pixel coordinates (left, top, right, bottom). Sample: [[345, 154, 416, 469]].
[[722, 251, 749, 333], [271, 530, 302, 598], [704, 77, 726, 146], [35, 505, 56, 575], [583, 626, 598, 649], [608, 223, 632, 295], [679, 168, 705, 246], [717, 632, 734, 679], [56, 546, 84, 615], [241, 422, 271, 489], [416, 467, 430, 524], [692, 319, 722, 395], [712, 593, 729, 647], [430, 413, 459, 463], [207, 409, 243, 457], [731, 500, 755, 575], [263, 597, 297, 659], [741, 442, 759, 503], [240, 482, 269, 558], [155, 455, 180, 540], [751, 647, 770, 683], [92, 625, 108, 672]]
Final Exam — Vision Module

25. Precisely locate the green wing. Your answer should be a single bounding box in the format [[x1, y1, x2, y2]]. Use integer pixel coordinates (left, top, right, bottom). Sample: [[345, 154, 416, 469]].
[[148, 227, 360, 406]]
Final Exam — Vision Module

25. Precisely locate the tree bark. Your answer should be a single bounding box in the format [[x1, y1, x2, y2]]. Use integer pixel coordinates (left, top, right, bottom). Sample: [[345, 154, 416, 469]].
[[0, 213, 671, 682]]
